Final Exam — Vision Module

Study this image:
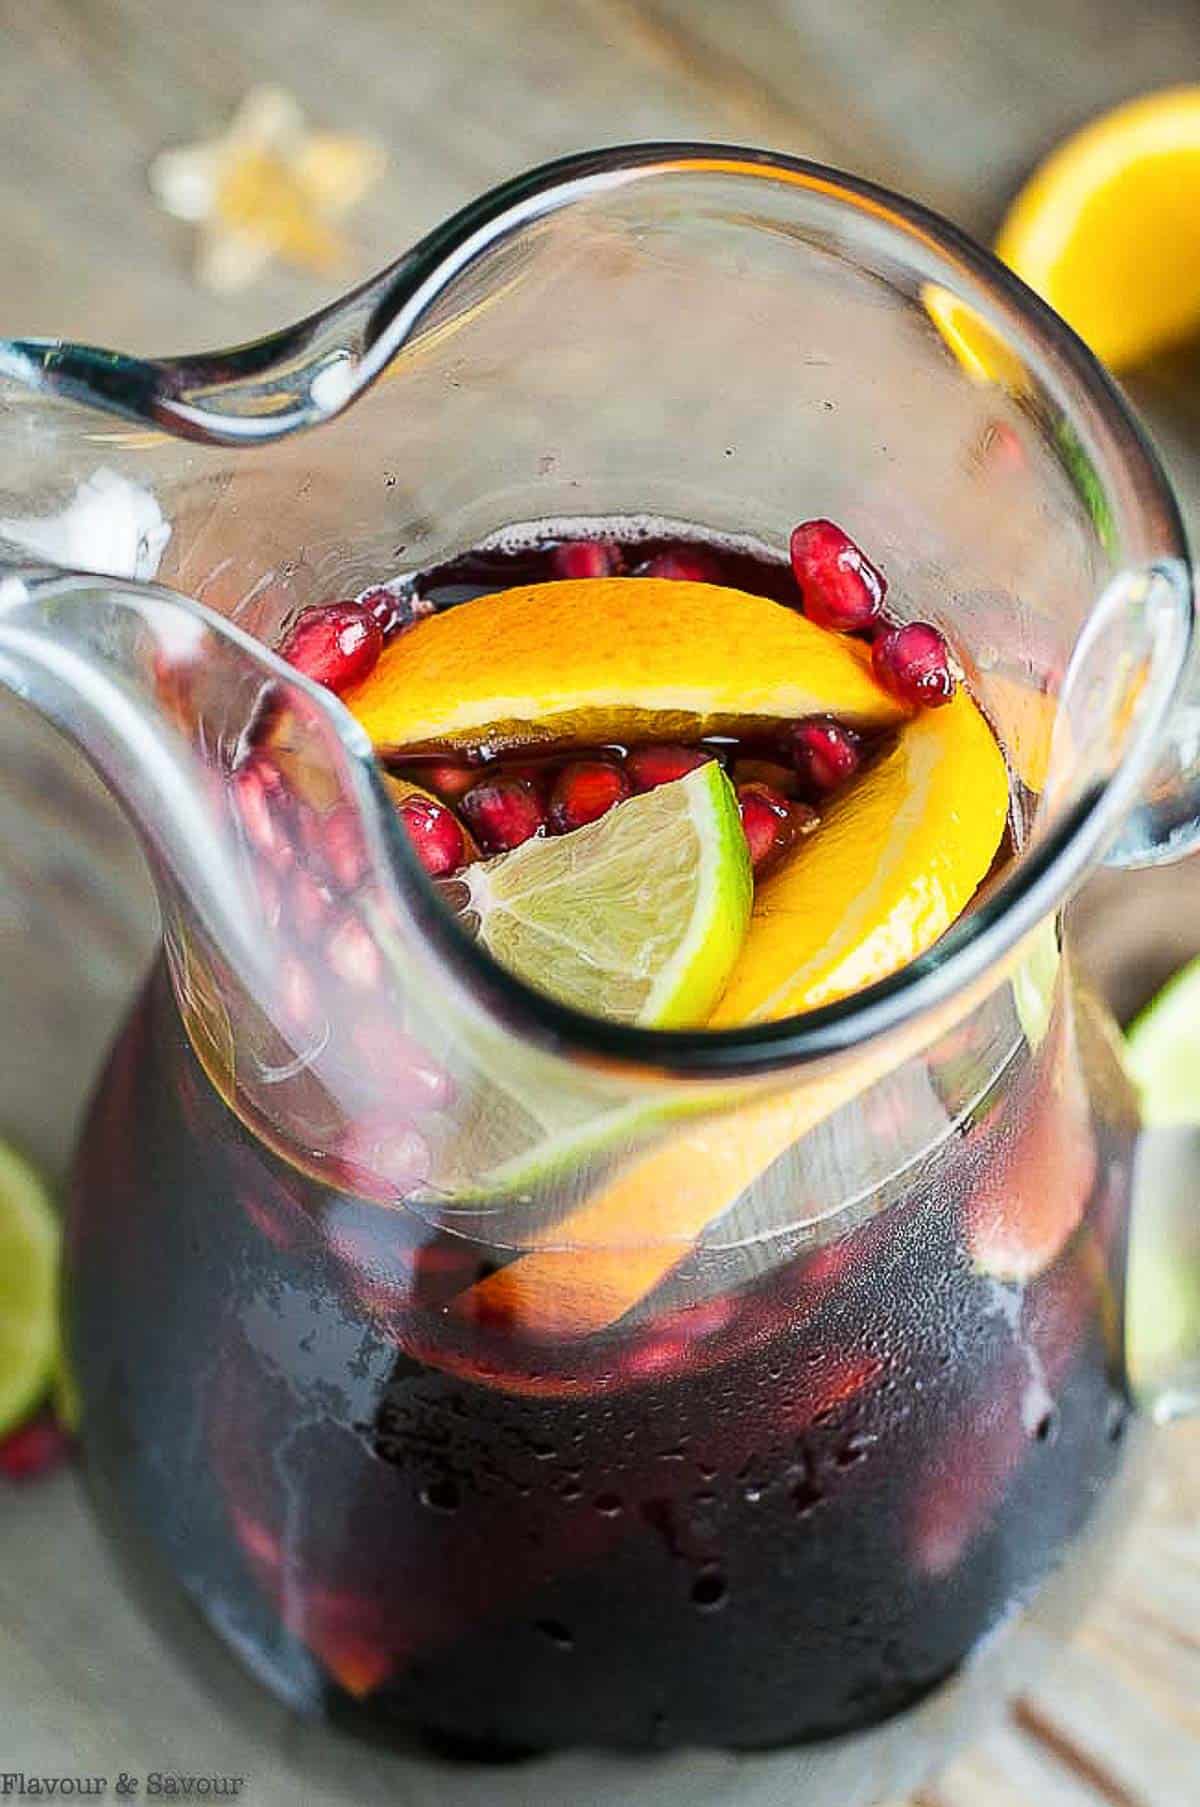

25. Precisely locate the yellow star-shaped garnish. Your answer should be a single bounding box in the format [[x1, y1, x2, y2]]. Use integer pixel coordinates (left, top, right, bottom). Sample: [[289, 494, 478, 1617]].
[[149, 86, 386, 293]]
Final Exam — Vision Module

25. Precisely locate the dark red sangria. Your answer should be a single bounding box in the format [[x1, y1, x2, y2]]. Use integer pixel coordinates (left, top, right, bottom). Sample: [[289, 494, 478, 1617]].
[[62, 521, 1138, 1764]]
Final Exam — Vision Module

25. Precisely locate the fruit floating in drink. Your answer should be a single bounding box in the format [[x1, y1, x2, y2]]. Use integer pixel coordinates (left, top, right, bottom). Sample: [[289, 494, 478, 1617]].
[[64, 518, 1136, 1758]]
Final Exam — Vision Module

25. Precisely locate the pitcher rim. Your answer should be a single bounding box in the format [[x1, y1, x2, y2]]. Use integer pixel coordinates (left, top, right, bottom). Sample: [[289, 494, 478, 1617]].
[[357, 146, 1187, 1078], [6, 144, 1194, 1080]]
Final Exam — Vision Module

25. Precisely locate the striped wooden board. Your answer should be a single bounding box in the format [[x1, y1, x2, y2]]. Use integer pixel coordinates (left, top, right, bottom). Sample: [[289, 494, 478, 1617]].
[[0, 3, 1197, 1800]]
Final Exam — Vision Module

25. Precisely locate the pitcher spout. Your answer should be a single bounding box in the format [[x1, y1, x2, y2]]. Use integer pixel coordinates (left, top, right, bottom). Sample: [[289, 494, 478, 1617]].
[[0, 563, 277, 992], [0, 557, 670, 1217]]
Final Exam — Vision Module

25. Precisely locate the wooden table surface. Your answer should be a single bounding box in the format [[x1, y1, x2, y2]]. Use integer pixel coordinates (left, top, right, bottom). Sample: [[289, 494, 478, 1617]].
[[1, 2, 1198, 1802]]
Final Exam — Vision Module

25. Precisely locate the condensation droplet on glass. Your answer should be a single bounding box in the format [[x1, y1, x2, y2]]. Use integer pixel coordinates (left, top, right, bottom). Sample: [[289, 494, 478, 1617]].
[[690, 1569, 728, 1611]]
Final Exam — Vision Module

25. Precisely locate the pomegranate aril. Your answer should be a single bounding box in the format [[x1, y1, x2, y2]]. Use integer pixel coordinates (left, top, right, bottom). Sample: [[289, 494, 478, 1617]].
[[625, 744, 713, 793], [737, 783, 793, 873], [789, 519, 885, 633], [0, 1411, 70, 1482], [790, 716, 863, 796], [326, 912, 383, 990], [548, 759, 632, 833], [323, 804, 369, 892], [872, 620, 956, 708], [255, 864, 285, 932], [422, 761, 477, 803], [397, 795, 468, 877], [461, 777, 546, 853], [280, 601, 383, 694], [636, 548, 722, 583], [498, 760, 552, 795], [290, 869, 332, 940], [351, 1020, 456, 1112], [731, 757, 799, 798], [279, 954, 320, 1033], [337, 1117, 433, 1195], [549, 540, 622, 580], [232, 759, 295, 872], [358, 585, 433, 640]]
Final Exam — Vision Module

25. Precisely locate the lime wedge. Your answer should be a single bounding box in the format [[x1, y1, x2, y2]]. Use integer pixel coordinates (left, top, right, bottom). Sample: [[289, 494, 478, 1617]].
[[1123, 962, 1200, 1417], [0, 1141, 59, 1436], [1125, 956, 1200, 1127], [459, 762, 753, 1027]]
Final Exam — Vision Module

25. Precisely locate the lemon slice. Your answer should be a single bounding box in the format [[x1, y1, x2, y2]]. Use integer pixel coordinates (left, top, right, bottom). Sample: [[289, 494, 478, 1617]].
[[0, 1142, 59, 1436], [456, 762, 752, 1027], [997, 85, 1200, 370], [343, 577, 908, 752]]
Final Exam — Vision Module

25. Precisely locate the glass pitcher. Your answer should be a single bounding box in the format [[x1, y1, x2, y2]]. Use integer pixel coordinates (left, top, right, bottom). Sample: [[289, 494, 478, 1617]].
[[1, 146, 1198, 1806]]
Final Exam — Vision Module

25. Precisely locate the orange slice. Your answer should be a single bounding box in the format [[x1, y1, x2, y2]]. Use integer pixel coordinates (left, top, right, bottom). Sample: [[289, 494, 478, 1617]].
[[996, 86, 1200, 370], [384, 772, 480, 859], [710, 690, 1009, 1025], [976, 670, 1059, 794], [342, 577, 909, 752], [458, 931, 1036, 1342]]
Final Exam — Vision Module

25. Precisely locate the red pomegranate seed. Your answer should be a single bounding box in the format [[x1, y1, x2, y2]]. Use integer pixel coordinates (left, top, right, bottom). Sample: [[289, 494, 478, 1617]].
[[731, 757, 799, 798], [423, 761, 477, 803], [636, 549, 722, 582], [396, 795, 468, 877], [323, 804, 369, 892], [358, 586, 401, 637], [290, 869, 332, 940], [232, 759, 295, 872], [493, 760, 552, 794], [326, 913, 383, 990], [279, 954, 320, 1033], [789, 519, 886, 632], [979, 420, 1026, 474], [357, 585, 433, 640], [338, 1118, 432, 1195], [0, 1411, 70, 1482], [351, 1020, 456, 1112], [548, 760, 632, 833], [790, 716, 863, 796], [255, 864, 284, 932], [625, 745, 713, 793], [461, 778, 546, 853], [280, 601, 383, 694], [549, 540, 622, 580], [871, 621, 957, 708], [737, 783, 793, 872]]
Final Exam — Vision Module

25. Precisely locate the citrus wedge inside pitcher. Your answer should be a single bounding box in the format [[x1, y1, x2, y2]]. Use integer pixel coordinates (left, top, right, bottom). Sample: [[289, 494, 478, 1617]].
[[454, 761, 753, 1027], [711, 689, 1009, 1024], [343, 576, 909, 752]]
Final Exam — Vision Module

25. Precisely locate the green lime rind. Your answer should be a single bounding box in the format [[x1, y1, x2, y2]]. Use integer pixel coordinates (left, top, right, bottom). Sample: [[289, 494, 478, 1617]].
[[1125, 955, 1200, 1127], [368, 765, 753, 1214], [464, 761, 753, 1029], [1011, 916, 1061, 1051], [1124, 1125, 1200, 1419], [417, 1073, 732, 1217], [1123, 961, 1200, 1416], [0, 1141, 60, 1437]]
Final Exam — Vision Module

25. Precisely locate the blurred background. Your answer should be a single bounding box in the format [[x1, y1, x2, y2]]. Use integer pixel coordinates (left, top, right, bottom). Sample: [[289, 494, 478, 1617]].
[[0, 2, 1197, 1802]]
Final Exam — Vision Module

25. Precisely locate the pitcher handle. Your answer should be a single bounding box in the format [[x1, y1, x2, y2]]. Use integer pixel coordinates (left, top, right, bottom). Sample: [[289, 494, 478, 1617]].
[[1103, 558, 1200, 869]]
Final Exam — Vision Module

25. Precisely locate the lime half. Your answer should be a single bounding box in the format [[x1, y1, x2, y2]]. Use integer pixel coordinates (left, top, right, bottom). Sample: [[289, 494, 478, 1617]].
[[458, 762, 753, 1027], [1125, 956, 1200, 1127], [0, 1141, 59, 1436]]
